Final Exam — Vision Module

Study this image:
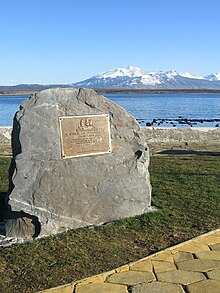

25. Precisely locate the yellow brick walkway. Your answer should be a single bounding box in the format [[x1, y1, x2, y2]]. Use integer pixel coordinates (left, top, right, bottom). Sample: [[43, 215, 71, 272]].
[[40, 229, 220, 293]]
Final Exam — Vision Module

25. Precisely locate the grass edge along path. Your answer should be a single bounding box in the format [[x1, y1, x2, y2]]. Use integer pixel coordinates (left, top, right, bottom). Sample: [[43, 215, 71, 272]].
[[0, 154, 219, 293]]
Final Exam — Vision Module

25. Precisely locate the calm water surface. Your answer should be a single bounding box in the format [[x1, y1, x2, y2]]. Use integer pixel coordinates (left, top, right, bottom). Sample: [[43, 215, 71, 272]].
[[106, 93, 220, 127], [0, 95, 29, 126], [0, 93, 220, 127]]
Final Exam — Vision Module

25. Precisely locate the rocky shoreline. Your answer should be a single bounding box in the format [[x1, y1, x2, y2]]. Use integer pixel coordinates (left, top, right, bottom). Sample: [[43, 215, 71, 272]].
[[142, 117, 220, 127]]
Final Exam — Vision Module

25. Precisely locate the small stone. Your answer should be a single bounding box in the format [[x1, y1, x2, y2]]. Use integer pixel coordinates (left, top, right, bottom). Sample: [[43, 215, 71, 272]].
[[206, 269, 220, 280], [195, 251, 220, 260], [177, 259, 220, 272], [106, 271, 155, 286], [75, 283, 128, 293], [151, 251, 174, 263], [152, 260, 177, 273], [193, 235, 220, 245], [115, 264, 130, 273], [186, 279, 220, 293], [156, 270, 205, 285], [75, 270, 116, 287], [5, 217, 35, 238], [172, 243, 210, 253], [130, 281, 185, 293], [209, 243, 220, 251], [129, 260, 152, 272], [173, 252, 194, 263]]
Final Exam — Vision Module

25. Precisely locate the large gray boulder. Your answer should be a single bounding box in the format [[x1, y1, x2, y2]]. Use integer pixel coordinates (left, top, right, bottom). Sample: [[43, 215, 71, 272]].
[[6, 88, 151, 238]]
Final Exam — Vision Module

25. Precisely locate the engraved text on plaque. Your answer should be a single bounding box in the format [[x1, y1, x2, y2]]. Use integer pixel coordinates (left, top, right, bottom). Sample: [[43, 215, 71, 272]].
[[59, 114, 112, 159]]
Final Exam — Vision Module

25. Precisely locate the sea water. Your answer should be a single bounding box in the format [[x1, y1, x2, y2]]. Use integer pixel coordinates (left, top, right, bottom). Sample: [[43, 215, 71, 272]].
[[106, 93, 220, 127], [0, 95, 29, 126], [0, 93, 220, 127]]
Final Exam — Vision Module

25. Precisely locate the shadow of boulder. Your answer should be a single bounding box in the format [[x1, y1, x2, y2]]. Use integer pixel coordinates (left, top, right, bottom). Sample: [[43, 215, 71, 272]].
[[157, 149, 220, 156]]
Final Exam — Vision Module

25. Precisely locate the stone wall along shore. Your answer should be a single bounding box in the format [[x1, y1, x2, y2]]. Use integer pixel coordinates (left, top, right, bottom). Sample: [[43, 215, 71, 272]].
[[1, 126, 219, 146]]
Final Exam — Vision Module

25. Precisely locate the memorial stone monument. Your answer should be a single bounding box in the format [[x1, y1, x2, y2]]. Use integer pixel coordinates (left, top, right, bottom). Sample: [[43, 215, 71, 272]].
[[6, 88, 151, 238]]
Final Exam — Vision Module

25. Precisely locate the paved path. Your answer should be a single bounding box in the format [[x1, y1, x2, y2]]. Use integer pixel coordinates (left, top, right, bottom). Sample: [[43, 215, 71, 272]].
[[41, 229, 220, 293]]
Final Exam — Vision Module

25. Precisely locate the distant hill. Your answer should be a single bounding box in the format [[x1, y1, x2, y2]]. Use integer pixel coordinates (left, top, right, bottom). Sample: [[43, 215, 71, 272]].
[[0, 84, 70, 91]]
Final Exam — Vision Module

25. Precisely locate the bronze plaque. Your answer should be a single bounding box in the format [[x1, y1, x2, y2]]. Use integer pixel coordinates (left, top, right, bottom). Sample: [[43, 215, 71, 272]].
[[59, 114, 112, 159]]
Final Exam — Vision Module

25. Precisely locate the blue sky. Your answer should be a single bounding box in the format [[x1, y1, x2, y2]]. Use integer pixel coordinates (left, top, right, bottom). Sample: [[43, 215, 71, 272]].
[[0, 0, 220, 85]]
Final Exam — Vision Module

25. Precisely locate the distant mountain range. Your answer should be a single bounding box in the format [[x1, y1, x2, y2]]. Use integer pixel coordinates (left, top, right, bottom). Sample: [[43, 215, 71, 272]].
[[1, 66, 220, 91], [72, 66, 220, 89]]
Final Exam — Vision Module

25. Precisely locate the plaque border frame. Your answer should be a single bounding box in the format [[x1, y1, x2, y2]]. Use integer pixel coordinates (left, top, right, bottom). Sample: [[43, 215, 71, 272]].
[[59, 114, 112, 159]]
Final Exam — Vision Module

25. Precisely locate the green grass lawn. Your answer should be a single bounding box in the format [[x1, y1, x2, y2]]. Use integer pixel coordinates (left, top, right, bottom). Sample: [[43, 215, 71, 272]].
[[0, 157, 10, 221], [0, 154, 219, 293]]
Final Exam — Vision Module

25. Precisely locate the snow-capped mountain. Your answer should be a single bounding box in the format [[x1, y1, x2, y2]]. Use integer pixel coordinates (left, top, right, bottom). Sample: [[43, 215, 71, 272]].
[[72, 66, 220, 89], [96, 66, 143, 78], [179, 72, 204, 80], [1, 66, 220, 91], [204, 73, 220, 81]]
